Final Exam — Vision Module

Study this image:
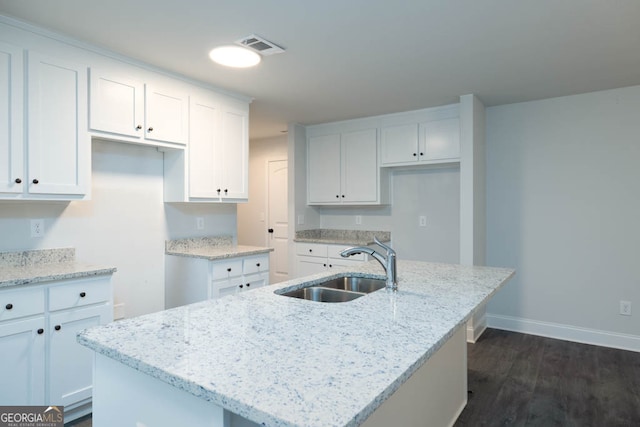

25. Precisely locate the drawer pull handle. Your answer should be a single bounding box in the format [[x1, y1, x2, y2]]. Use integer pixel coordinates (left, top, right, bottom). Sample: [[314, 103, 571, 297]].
[[15, 178, 22, 184], [54, 325, 61, 331], [323, 263, 327, 267], [37, 328, 44, 335], [80, 292, 86, 298], [246, 283, 251, 287], [256, 263, 260, 267], [135, 125, 142, 130], [239, 284, 244, 289], [32, 179, 39, 184], [147, 127, 154, 132], [5, 303, 13, 310], [309, 249, 312, 253], [227, 268, 232, 272], [329, 264, 333, 268]]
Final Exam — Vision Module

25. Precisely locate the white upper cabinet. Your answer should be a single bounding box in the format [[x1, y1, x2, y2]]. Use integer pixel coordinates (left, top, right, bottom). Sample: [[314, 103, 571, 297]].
[[381, 116, 460, 167], [165, 93, 249, 203], [307, 128, 386, 205], [27, 51, 90, 197], [89, 70, 188, 146], [0, 41, 23, 195], [1, 43, 90, 200]]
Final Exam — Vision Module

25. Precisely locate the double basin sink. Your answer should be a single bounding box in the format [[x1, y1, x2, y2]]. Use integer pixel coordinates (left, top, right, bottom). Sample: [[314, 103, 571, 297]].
[[277, 276, 386, 303]]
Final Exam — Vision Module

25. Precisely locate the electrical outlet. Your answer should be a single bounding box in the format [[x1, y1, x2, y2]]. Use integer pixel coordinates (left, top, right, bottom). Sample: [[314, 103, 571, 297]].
[[113, 303, 126, 320], [355, 215, 362, 225], [620, 300, 632, 316], [31, 219, 44, 237], [419, 215, 427, 227], [297, 215, 305, 225], [196, 217, 204, 230]]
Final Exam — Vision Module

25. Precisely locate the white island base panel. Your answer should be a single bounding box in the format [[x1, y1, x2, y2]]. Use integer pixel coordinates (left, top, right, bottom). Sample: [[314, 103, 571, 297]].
[[91, 326, 466, 427]]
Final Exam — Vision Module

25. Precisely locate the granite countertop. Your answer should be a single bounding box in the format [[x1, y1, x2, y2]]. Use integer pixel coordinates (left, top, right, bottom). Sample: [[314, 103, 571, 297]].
[[294, 229, 391, 246], [78, 260, 514, 427], [165, 236, 273, 260], [0, 248, 116, 289]]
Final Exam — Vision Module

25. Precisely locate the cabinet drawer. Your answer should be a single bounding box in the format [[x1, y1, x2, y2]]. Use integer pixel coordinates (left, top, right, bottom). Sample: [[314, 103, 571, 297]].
[[210, 259, 243, 280], [49, 277, 111, 312], [0, 287, 45, 322], [327, 244, 365, 261], [243, 255, 269, 275], [296, 243, 327, 258]]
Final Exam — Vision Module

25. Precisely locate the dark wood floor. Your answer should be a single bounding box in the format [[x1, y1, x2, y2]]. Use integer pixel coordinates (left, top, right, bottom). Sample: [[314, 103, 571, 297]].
[[455, 328, 640, 427], [65, 329, 640, 427]]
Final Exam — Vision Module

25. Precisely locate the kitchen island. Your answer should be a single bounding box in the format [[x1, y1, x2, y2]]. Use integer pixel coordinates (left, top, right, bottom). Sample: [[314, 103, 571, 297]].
[[78, 260, 514, 427]]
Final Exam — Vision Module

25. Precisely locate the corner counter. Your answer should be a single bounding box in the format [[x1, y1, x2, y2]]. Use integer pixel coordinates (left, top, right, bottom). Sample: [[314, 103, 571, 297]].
[[79, 260, 514, 427]]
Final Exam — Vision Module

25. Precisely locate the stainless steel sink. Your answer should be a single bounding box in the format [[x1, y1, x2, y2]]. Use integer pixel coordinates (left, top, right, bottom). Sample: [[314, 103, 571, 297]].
[[279, 287, 364, 302], [277, 276, 386, 303], [316, 277, 386, 293]]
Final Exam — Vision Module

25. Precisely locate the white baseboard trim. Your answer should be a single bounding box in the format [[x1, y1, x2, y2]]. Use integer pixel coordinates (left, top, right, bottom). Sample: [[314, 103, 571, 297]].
[[466, 315, 487, 344], [487, 314, 640, 353]]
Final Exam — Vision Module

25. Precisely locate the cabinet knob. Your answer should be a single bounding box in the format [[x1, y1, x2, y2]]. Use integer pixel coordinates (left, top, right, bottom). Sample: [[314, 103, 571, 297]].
[[147, 127, 154, 132], [420, 152, 424, 156], [14, 178, 22, 184], [336, 195, 339, 198], [268, 229, 274, 233], [217, 189, 221, 194], [308, 249, 312, 253], [329, 264, 333, 268], [413, 153, 417, 157], [239, 284, 244, 289], [323, 263, 327, 267], [224, 189, 228, 194], [227, 267, 232, 272], [5, 303, 13, 310], [54, 325, 61, 331], [80, 292, 86, 298], [32, 179, 39, 184], [341, 195, 345, 198], [256, 263, 260, 267], [37, 328, 44, 335], [246, 283, 251, 287], [135, 125, 142, 130]]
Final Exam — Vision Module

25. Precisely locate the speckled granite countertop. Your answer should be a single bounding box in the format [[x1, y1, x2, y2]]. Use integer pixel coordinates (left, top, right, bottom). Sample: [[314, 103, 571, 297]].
[[78, 260, 514, 427], [0, 248, 116, 289], [294, 229, 391, 246], [165, 236, 272, 260]]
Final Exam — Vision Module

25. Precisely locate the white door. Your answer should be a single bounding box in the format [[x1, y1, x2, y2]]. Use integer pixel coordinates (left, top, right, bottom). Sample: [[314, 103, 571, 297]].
[[267, 159, 289, 284]]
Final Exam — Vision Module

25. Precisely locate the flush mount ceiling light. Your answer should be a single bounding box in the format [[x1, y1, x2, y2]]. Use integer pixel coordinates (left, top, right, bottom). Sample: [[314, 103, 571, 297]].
[[209, 45, 261, 68]]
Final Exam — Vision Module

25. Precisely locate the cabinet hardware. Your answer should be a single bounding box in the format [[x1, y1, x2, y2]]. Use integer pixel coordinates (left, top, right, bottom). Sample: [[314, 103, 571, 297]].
[[54, 325, 61, 331], [336, 195, 339, 198], [268, 229, 274, 233], [256, 263, 260, 267], [239, 284, 243, 289], [341, 195, 345, 198], [227, 268, 232, 272], [32, 179, 39, 184], [323, 263, 327, 267], [14, 178, 22, 184], [309, 249, 313, 253], [147, 127, 154, 132], [224, 189, 228, 194], [217, 189, 221, 194], [5, 303, 13, 310], [37, 328, 44, 335], [420, 152, 424, 156], [246, 283, 251, 287], [135, 125, 142, 130], [79, 292, 86, 298]]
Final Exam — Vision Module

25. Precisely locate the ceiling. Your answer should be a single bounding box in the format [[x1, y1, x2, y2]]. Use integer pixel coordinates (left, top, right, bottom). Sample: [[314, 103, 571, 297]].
[[1, 0, 640, 140]]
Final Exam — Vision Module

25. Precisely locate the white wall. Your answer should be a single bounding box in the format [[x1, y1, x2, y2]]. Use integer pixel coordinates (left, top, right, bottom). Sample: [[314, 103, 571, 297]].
[[237, 135, 288, 247], [0, 139, 237, 318], [486, 85, 640, 350], [318, 167, 460, 263]]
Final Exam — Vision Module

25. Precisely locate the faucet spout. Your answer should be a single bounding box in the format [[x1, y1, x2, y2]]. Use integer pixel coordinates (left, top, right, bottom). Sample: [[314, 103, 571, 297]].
[[341, 237, 398, 291]]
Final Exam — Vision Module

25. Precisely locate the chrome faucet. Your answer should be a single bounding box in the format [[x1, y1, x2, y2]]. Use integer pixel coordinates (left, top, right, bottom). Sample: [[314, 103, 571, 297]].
[[341, 237, 398, 291]]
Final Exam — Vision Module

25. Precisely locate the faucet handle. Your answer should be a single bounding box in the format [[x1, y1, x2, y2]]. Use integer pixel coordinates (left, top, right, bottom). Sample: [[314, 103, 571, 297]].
[[374, 236, 394, 255]]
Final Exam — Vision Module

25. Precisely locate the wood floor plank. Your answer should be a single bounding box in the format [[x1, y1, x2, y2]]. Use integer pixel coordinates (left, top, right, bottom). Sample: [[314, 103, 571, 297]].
[[455, 329, 640, 427]]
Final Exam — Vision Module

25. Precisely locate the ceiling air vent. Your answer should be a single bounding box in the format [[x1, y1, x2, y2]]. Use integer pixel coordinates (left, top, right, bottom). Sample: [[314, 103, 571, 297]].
[[235, 34, 285, 56]]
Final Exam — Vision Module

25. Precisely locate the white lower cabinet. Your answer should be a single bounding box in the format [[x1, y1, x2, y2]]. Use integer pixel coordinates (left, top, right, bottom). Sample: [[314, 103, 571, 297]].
[[294, 243, 369, 278], [0, 276, 113, 422], [165, 253, 270, 308]]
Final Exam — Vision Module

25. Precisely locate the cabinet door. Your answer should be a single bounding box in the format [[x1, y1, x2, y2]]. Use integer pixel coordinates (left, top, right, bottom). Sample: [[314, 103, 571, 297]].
[[144, 84, 188, 145], [0, 42, 24, 194], [211, 278, 243, 299], [49, 304, 111, 407], [0, 317, 46, 405], [188, 96, 221, 198], [27, 51, 89, 196], [220, 105, 249, 199], [307, 134, 341, 204], [341, 129, 378, 203], [295, 255, 328, 278], [89, 69, 144, 138], [380, 124, 419, 166], [419, 117, 460, 162], [242, 273, 268, 291]]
